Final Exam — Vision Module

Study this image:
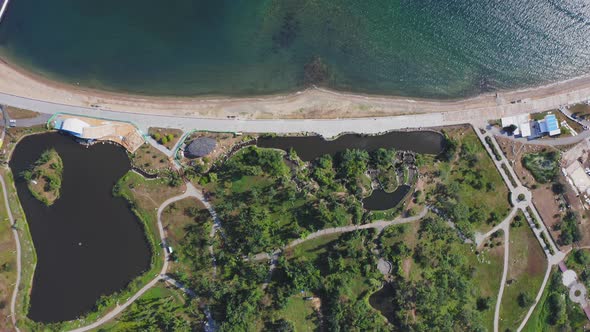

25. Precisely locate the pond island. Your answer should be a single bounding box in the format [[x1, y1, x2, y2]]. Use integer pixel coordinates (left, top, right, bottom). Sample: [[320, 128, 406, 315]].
[[20, 148, 63, 206]]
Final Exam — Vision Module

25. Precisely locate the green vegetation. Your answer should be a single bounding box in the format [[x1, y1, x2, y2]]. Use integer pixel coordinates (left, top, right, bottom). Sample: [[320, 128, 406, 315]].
[[485, 136, 502, 161], [206, 146, 384, 254], [522, 151, 560, 183], [523, 270, 587, 332], [501, 163, 518, 188], [0, 174, 18, 331], [163, 197, 213, 286], [421, 127, 511, 238], [96, 285, 202, 331], [375, 216, 499, 330], [556, 211, 582, 245], [268, 230, 387, 331], [566, 249, 590, 290], [148, 127, 182, 149], [527, 207, 542, 229], [20, 148, 63, 206], [500, 216, 547, 331]]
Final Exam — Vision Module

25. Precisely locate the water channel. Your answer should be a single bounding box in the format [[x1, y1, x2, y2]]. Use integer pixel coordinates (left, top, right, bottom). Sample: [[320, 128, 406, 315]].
[[257, 131, 445, 162], [9, 133, 151, 323], [258, 131, 444, 210]]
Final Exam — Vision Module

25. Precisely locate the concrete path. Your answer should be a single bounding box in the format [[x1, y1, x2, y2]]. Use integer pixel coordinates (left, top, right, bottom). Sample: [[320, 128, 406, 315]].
[[475, 207, 517, 247], [0, 173, 21, 332], [1, 83, 590, 139], [474, 125, 568, 331], [68, 183, 191, 331], [252, 207, 428, 262], [516, 264, 552, 332], [68, 181, 221, 332], [493, 221, 510, 332]]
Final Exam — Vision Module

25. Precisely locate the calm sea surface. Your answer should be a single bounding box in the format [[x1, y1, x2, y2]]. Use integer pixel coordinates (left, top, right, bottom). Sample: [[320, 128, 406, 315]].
[[0, 0, 589, 98]]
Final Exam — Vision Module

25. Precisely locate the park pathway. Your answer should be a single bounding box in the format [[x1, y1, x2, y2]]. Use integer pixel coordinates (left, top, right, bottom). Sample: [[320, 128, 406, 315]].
[[473, 125, 568, 332], [0, 173, 22, 332], [68, 181, 222, 332], [252, 207, 428, 262]]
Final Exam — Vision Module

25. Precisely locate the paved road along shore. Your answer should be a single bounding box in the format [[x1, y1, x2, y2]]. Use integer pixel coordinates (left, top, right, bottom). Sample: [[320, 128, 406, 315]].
[[0, 60, 590, 136]]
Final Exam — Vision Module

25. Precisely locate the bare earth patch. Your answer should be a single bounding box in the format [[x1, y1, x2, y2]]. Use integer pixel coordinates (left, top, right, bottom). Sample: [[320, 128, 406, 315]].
[[4, 106, 40, 119]]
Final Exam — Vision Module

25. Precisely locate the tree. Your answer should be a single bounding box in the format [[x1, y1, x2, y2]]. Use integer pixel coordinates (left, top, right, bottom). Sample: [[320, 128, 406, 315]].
[[547, 293, 566, 325], [371, 148, 396, 168], [575, 249, 590, 265], [517, 292, 534, 308], [476, 297, 491, 311], [337, 149, 369, 182]]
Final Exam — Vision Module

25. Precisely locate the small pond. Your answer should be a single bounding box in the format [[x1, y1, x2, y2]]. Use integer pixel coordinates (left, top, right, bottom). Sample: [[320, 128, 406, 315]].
[[9, 133, 151, 323], [369, 283, 397, 324], [363, 185, 411, 211], [257, 130, 445, 162]]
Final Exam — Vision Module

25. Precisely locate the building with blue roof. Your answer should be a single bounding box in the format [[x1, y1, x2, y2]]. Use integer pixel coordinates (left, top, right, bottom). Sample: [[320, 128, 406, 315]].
[[538, 113, 561, 137]]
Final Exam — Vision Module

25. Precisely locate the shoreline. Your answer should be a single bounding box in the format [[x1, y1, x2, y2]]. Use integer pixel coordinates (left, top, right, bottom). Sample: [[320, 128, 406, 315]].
[[0, 57, 590, 121]]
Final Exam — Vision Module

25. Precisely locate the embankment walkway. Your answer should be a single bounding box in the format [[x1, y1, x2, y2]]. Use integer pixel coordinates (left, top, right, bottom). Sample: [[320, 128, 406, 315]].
[[0, 173, 21, 332], [1, 66, 590, 137]]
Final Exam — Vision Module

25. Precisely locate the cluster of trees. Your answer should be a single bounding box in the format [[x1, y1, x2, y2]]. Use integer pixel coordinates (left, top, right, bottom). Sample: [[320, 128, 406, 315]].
[[382, 217, 487, 331], [152, 132, 175, 145], [20, 148, 63, 206], [522, 151, 560, 183], [267, 230, 388, 331], [535, 272, 587, 329], [557, 211, 582, 245], [211, 146, 398, 254], [428, 135, 503, 238], [114, 296, 201, 331]]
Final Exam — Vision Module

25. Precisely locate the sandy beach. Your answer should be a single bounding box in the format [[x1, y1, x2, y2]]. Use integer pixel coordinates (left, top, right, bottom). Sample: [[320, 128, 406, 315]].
[[1, 58, 590, 121]]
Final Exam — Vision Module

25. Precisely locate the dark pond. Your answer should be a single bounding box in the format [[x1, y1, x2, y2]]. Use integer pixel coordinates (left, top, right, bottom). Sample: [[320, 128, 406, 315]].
[[257, 131, 445, 162], [369, 283, 396, 324], [363, 185, 411, 211], [9, 133, 151, 323]]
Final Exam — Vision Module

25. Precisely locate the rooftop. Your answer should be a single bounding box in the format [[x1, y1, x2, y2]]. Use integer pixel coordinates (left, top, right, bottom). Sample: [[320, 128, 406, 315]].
[[185, 137, 217, 158]]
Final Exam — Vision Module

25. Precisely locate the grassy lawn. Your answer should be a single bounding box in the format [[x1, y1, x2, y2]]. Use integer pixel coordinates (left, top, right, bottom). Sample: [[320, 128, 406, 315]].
[[421, 126, 511, 236], [569, 103, 590, 120], [1, 170, 38, 330], [378, 213, 504, 330], [522, 151, 559, 183], [470, 230, 505, 331], [278, 295, 319, 332], [522, 269, 587, 332], [285, 233, 341, 263], [0, 173, 17, 331], [500, 217, 547, 331], [161, 196, 214, 285]]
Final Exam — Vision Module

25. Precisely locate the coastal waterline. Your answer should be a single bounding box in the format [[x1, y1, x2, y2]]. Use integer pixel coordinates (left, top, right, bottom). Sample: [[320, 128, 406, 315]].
[[0, 1, 590, 98], [9, 133, 151, 323]]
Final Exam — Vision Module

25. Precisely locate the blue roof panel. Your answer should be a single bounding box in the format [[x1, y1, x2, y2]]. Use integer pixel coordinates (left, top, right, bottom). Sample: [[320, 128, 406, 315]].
[[545, 114, 559, 131]]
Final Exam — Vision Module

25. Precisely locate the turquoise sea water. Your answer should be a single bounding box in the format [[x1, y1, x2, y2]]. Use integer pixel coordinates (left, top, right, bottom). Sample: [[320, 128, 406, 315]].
[[0, 0, 589, 98]]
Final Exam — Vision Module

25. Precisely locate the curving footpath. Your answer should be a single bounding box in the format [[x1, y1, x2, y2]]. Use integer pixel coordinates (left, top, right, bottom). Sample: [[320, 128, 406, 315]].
[[252, 207, 428, 262], [0, 173, 21, 332], [69, 182, 216, 332]]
